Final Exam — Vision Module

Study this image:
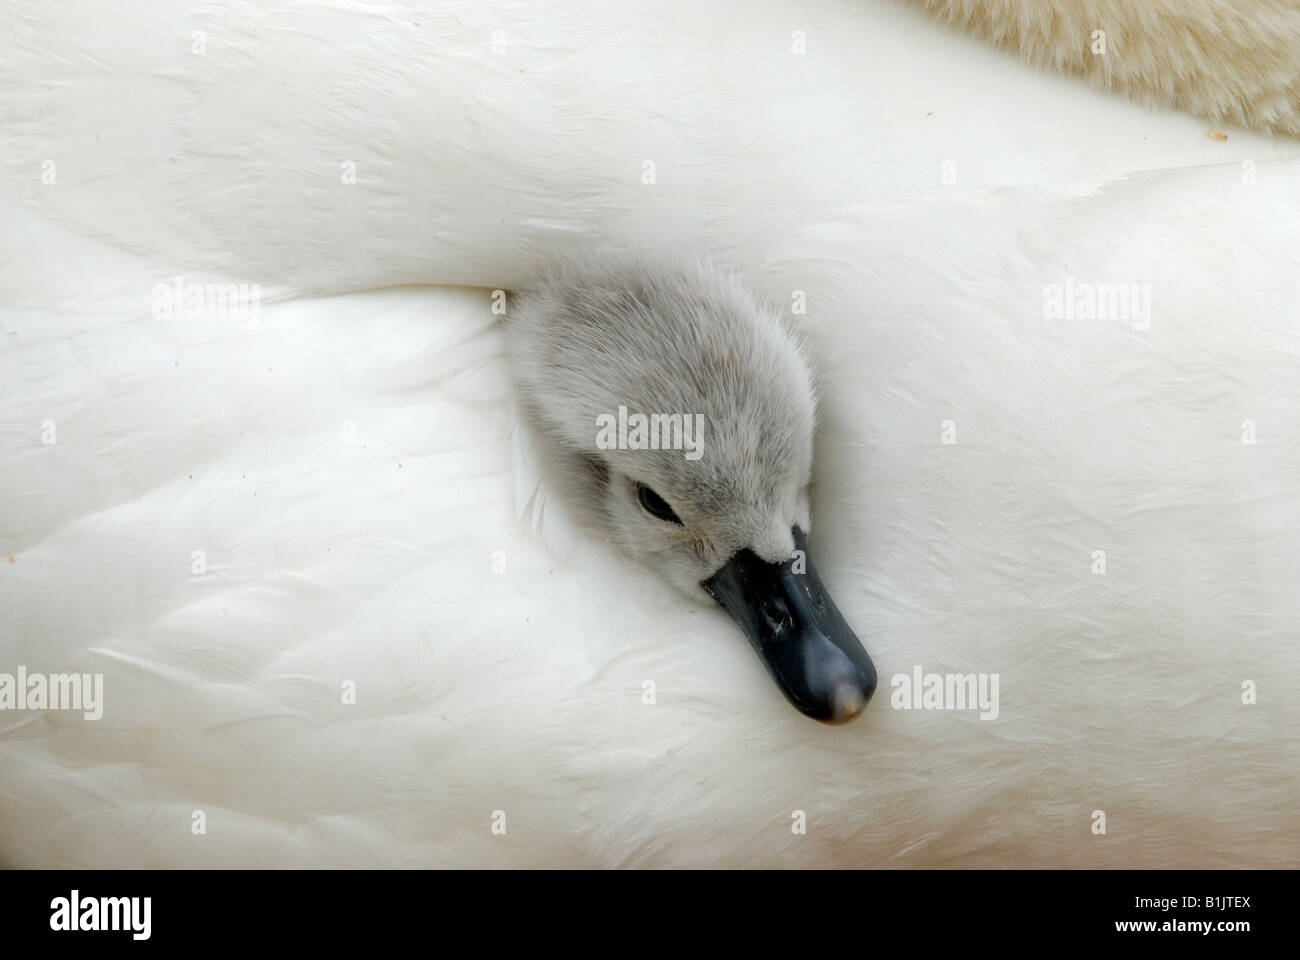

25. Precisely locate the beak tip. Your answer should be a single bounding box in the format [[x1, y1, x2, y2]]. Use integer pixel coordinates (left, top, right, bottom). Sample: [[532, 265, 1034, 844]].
[[822, 676, 875, 725]]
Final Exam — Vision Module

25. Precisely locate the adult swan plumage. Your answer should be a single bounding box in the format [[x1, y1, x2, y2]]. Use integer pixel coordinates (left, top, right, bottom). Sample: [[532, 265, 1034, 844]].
[[2, 0, 1298, 868]]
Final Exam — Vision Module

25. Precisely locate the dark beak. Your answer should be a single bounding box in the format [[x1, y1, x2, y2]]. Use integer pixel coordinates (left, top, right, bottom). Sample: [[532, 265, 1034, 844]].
[[702, 526, 876, 724]]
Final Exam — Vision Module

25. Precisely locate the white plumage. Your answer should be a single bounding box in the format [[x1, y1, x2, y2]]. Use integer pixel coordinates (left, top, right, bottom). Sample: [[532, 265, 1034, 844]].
[[1, 0, 1298, 867]]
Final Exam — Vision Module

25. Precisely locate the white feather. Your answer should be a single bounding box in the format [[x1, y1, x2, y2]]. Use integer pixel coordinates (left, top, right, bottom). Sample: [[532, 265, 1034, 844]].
[[1, 0, 1298, 867]]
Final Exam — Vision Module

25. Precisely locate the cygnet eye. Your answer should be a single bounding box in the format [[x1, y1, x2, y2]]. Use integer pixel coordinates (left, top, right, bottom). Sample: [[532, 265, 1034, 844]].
[[636, 482, 683, 525]]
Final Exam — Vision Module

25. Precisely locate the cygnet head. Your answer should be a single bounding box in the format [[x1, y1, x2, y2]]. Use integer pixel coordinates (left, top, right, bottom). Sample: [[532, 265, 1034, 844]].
[[507, 254, 876, 724]]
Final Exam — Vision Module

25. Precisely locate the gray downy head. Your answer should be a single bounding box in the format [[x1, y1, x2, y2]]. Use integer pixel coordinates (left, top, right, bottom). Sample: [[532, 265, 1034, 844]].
[[505, 253, 876, 723]]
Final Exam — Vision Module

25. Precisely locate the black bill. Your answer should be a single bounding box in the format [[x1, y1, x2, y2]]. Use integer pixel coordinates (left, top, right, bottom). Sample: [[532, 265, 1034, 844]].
[[702, 526, 876, 724]]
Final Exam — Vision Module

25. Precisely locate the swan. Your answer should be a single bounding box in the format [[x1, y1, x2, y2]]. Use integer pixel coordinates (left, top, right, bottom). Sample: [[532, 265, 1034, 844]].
[[907, 0, 1300, 139], [507, 255, 876, 722], [2, 0, 1299, 868]]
